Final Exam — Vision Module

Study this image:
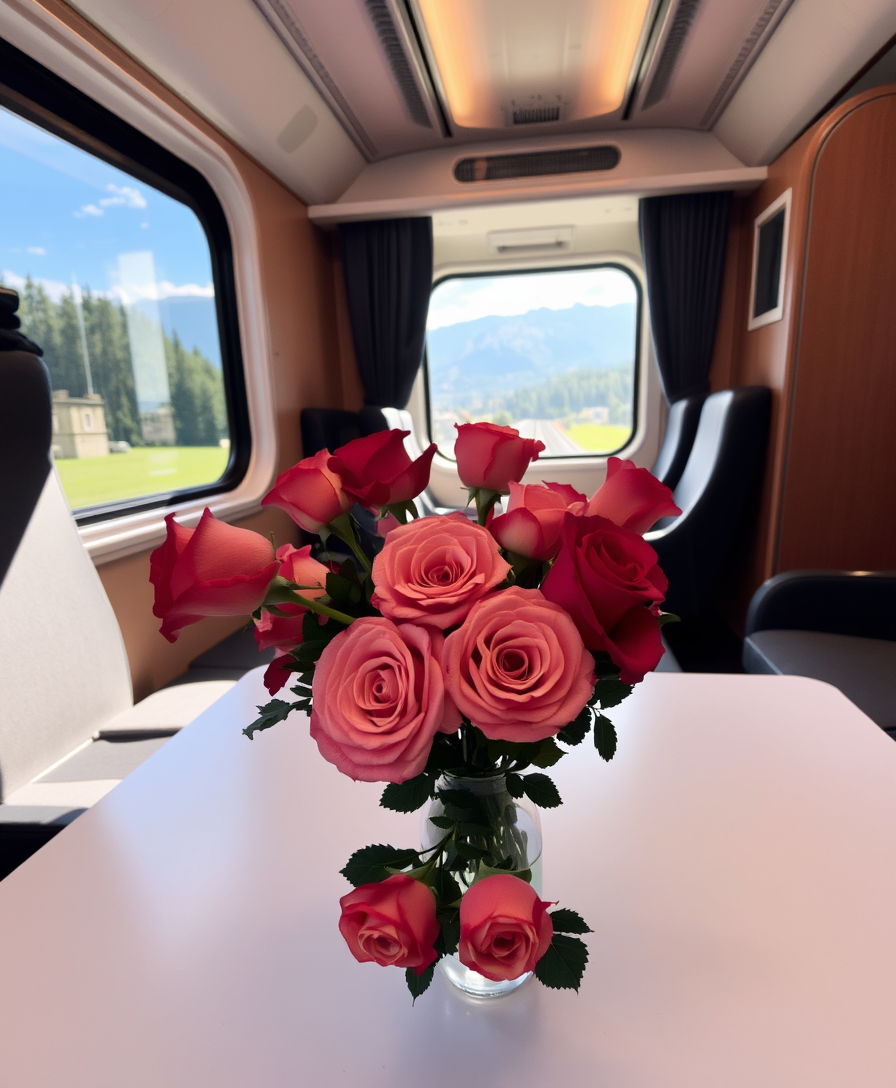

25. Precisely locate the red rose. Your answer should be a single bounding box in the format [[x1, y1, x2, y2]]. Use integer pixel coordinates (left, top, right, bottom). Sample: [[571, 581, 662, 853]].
[[262, 652, 294, 695], [310, 617, 461, 783], [489, 481, 587, 561], [458, 874, 553, 982], [371, 513, 510, 631], [328, 429, 437, 510], [339, 874, 439, 976], [443, 586, 595, 742], [541, 513, 667, 683], [150, 509, 279, 643], [454, 422, 545, 493], [587, 457, 680, 534], [261, 449, 352, 533], [253, 544, 330, 653]]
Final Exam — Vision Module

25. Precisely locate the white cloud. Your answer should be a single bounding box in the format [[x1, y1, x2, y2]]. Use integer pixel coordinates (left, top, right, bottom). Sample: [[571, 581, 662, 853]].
[[140, 222, 149, 229], [1, 269, 69, 303], [427, 267, 637, 330], [27, 246, 47, 256], [99, 184, 147, 210], [110, 280, 215, 305], [74, 203, 103, 218]]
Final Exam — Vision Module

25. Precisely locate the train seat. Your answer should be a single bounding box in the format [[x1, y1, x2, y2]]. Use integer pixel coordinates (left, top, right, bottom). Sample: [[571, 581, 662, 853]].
[[742, 570, 896, 739], [650, 393, 707, 491]]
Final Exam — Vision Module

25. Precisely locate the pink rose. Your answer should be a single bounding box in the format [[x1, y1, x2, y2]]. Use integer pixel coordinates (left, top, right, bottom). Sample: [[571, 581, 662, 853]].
[[149, 509, 279, 643], [458, 874, 553, 982], [541, 514, 667, 684], [489, 481, 587, 561], [261, 449, 352, 533], [328, 429, 437, 510], [310, 617, 461, 783], [454, 422, 545, 493], [253, 544, 330, 653], [587, 457, 680, 534], [443, 586, 595, 742], [371, 513, 511, 630], [339, 874, 439, 976]]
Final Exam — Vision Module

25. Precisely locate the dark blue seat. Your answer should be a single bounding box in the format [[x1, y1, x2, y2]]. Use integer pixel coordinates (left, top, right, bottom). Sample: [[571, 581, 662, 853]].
[[649, 392, 706, 492]]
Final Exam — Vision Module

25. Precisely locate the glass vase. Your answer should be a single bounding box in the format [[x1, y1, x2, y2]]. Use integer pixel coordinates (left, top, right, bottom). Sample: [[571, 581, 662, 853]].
[[421, 772, 542, 998]]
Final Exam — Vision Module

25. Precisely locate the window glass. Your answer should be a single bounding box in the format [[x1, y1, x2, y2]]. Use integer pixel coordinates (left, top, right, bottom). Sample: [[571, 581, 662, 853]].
[[0, 104, 230, 511], [426, 266, 639, 458]]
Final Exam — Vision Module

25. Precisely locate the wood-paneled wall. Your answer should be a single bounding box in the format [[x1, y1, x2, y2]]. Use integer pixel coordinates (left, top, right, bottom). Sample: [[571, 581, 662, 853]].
[[710, 85, 896, 625]]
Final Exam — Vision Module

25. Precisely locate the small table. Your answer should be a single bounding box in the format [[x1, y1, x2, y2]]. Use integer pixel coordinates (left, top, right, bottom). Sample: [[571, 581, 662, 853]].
[[1, 671, 894, 1087]]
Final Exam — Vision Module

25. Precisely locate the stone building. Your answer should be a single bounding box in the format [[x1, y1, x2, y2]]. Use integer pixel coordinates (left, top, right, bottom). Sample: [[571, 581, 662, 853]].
[[51, 391, 109, 459]]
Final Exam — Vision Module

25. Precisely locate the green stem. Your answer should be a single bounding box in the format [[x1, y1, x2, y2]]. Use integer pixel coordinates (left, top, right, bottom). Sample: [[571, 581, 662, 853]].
[[290, 593, 355, 626], [325, 515, 373, 574]]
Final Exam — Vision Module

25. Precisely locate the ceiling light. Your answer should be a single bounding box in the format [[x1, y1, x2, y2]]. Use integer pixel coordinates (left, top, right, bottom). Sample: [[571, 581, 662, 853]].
[[414, 0, 654, 129]]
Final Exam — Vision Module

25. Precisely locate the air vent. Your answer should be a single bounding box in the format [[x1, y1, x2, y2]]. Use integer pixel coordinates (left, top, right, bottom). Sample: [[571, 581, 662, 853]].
[[642, 0, 701, 109], [454, 146, 620, 183], [699, 0, 794, 127], [365, 0, 432, 128], [512, 106, 561, 125]]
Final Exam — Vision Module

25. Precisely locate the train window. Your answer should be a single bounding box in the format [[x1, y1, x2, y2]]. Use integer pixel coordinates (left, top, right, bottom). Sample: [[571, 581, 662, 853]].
[[426, 265, 640, 459], [0, 39, 249, 523]]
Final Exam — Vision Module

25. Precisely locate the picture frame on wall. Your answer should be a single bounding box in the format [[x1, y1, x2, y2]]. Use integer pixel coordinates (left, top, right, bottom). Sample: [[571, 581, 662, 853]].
[[748, 188, 791, 330]]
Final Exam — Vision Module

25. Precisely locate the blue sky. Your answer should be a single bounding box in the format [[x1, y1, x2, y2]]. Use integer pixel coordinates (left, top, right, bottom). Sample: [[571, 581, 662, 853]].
[[0, 105, 214, 305]]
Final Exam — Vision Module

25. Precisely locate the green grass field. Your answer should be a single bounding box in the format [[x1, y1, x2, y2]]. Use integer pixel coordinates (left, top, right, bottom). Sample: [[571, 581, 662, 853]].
[[56, 446, 230, 509], [564, 423, 633, 454]]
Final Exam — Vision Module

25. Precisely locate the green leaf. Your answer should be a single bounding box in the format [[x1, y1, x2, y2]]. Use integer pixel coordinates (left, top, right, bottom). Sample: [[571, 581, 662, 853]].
[[454, 840, 491, 861], [436, 910, 460, 956], [558, 706, 592, 746], [242, 698, 299, 740], [597, 676, 633, 709], [406, 964, 435, 1001], [548, 908, 592, 935], [657, 611, 679, 627], [431, 868, 462, 904], [326, 571, 361, 606], [505, 773, 525, 799], [530, 737, 565, 768], [521, 773, 562, 809], [380, 775, 435, 813], [593, 713, 617, 762], [340, 844, 421, 887], [436, 788, 479, 809], [427, 815, 456, 831], [534, 934, 589, 991], [476, 860, 531, 883]]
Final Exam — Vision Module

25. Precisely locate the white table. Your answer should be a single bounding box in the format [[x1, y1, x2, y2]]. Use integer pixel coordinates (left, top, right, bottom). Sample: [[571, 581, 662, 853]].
[[1, 671, 894, 1087]]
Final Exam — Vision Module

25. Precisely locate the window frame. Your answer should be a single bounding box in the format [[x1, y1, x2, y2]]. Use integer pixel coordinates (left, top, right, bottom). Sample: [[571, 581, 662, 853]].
[[0, 6, 278, 564], [0, 34, 250, 525], [423, 260, 644, 463]]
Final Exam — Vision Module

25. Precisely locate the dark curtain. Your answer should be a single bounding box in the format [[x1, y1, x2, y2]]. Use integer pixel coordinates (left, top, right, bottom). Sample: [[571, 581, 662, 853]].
[[338, 217, 433, 409], [639, 191, 732, 404]]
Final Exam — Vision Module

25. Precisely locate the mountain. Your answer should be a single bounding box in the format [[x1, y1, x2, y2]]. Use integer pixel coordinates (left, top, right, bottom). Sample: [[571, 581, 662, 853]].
[[426, 302, 636, 408], [134, 295, 221, 368]]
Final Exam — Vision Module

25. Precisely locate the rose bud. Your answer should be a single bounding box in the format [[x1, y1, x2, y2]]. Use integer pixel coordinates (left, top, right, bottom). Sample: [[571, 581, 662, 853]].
[[310, 616, 461, 783], [328, 429, 437, 511], [541, 513, 668, 683], [253, 544, 330, 653], [261, 448, 352, 533], [150, 508, 280, 643], [371, 512, 511, 630], [587, 457, 680, 534], [339, 874, 440, 976], [458, 874, 553, 982], [454, 422, 545, 494], [489, 481, 587, 561], [443, 586, 594, 743]]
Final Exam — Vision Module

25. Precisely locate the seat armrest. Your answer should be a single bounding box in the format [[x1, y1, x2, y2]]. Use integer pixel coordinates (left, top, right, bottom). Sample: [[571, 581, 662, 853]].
[[744, 570, 896, 639]]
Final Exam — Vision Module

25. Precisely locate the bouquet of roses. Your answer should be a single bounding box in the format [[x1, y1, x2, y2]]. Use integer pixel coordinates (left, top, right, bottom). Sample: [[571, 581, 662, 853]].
[[150, 422, 679, 999]]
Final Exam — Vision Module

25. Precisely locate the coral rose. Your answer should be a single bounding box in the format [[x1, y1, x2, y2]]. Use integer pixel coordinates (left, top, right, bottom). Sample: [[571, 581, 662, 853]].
[[371, 513, 510, 630], [489, 481, 587, 561], [310, 617, 461, 783], [443, 586, 595, 742], [458, 874, 553, 982], [328, 429, 437, 510], [587, 457, 680, 534], [253, 544, 330, 653], [339, 874, 439, 976], [454, 422, 545, 493], [150, 508, 279, 643], [261, 448, 352, 533], [541, 513, 667, 684]]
